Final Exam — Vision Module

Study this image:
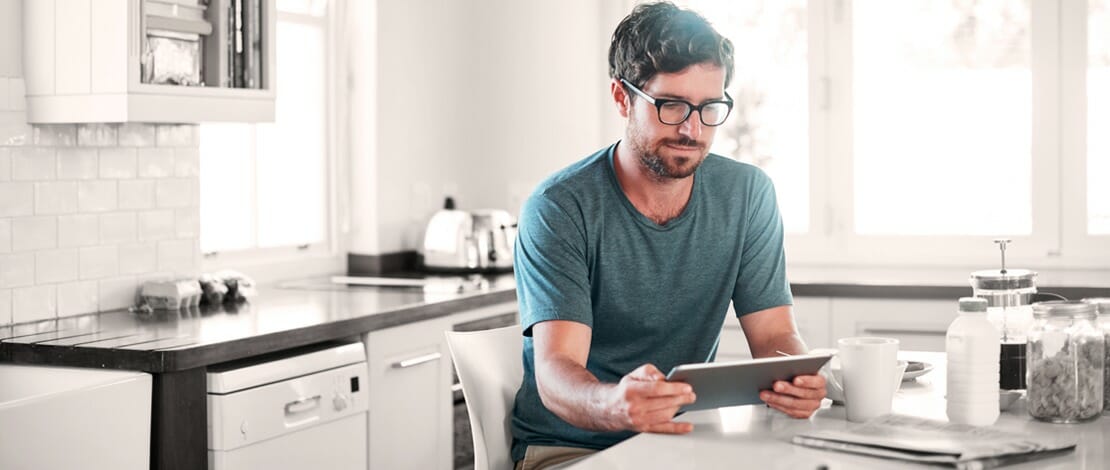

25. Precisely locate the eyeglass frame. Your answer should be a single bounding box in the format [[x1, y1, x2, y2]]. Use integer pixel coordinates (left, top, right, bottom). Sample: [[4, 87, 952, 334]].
[[619, 78, 734, 127]]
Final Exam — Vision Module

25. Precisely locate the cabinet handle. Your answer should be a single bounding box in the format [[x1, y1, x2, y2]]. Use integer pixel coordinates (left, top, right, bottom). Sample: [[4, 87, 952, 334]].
[[284, 395, 321, 415], [862, 328, 945, 337], [392, 352, 442, 369]]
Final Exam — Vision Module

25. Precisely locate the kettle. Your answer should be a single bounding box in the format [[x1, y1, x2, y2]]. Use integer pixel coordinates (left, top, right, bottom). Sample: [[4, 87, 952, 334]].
[[420, 197, 516, 273]]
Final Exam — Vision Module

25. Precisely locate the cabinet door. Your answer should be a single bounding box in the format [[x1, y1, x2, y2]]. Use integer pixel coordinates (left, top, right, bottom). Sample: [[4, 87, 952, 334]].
[[365, 319, 453, 470], [830, 298, 955, 352]]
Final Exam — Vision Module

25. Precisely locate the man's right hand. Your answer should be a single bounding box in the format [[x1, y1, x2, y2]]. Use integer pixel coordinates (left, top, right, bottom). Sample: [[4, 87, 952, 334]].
[[606, 364, 697, 434]]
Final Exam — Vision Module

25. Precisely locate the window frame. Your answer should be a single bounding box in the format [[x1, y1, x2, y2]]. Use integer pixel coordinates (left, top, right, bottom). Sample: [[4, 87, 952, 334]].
[[199, 4, 346, 282]]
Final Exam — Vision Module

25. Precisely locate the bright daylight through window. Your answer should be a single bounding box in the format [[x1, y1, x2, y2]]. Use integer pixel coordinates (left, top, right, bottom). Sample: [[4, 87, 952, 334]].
[[1089, 0, 1109, 234], [678, 0, 809, 235], [199, 0, 329, 254]]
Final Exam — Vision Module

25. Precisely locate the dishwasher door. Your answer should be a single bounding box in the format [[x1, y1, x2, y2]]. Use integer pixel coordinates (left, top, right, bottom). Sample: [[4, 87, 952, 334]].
[[207, 344, 369, 470]]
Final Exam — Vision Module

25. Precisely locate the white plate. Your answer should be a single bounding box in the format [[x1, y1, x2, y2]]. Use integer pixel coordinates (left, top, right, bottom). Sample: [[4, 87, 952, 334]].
[[902, 361, 934, 381]]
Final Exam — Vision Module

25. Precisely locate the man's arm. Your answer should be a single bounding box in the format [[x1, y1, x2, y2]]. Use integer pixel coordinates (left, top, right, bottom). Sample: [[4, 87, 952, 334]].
[[738, 305, 827, 418], [532, 320, 697, 433]]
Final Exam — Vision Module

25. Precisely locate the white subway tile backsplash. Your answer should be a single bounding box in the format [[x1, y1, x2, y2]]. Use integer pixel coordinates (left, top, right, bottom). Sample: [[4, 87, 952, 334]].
[[118, 123, 156, 147], [0, 218, 10, 253], [139, 210, 175, 241], [12, 216, 57, 251], [0, 148, 10, 180], [156, 178, 194, 208], [77, 181, 118, 212], [100, 212, 137, 244], [56, 148, 99, 179], [77, 124, 118, 147], [12, 147, 55, 180], [34, 181, 78, 214], [13, 284, 56, 323], [57, 214, 99, 247], [118, 180, 155, 210], [98, 276, 137, 311], [176, 208, 199, 238], [9, 79, 25, 112], [174, 148, 199, 177], [0, 289, 10, 325], [0, 253, 35, 288], [158, 239, 196, 274], [0, 182, 34, 217], [79, 245, 118, 279], [34, 124, 77, 146], [119, 242, 156, 274], [57, 280, 98, 317], [137, 148, 175, 177], [35, 248, 79, 283], [0, 122, 32, 146], [156, 125, 196, 147], [99, 148, 137, 178]]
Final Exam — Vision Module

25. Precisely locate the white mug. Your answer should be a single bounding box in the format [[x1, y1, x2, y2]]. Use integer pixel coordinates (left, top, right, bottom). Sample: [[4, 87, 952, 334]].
[[836, 337, 900, 422]]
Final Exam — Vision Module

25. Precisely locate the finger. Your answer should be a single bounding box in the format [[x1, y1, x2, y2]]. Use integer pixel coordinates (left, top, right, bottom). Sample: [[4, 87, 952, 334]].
[[629, 364, 666, 381], [772, 379, 826, 400], [642, 421, 694, 434], [633, 392, 697, 414], [764, 400, 816, 419], [793, 374, 827, 389], [760, 390, 822, 416]]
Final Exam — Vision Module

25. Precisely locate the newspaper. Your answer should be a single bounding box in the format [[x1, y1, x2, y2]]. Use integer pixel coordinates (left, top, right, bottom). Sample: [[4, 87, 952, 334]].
[[792, 414, 1077, 469]]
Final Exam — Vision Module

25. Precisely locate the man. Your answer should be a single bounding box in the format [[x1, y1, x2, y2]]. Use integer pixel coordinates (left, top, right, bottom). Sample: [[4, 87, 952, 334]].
[[510, 3, 826, 469]]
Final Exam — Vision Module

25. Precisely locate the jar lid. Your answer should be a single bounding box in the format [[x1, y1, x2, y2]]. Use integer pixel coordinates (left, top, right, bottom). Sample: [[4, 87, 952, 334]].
[[969, 269, 1037, 290], [958, 297, 988, 312], [1082, 298, 1110, 315], [1032, 300, 1096, 318]]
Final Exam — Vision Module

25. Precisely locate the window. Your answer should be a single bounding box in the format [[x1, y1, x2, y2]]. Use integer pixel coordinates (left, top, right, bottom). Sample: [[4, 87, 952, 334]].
[[1089, 0, 1110, 234], [672, 0, 1108, 266], [199, 1, 330, 257]]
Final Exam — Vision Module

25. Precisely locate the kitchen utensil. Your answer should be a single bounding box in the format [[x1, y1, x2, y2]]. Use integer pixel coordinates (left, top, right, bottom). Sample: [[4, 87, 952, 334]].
[[420, 197, 516, 273], [970, 239, 1038, 390]]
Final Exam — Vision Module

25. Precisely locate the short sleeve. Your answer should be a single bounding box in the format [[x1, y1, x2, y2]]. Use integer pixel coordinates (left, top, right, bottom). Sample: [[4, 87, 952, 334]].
[[513, 192, 593, 336], [732, 173, 793, 316]]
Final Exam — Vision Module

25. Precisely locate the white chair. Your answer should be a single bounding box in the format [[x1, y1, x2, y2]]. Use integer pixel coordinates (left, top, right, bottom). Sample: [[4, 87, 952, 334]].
[[445, 325, 524, 470]]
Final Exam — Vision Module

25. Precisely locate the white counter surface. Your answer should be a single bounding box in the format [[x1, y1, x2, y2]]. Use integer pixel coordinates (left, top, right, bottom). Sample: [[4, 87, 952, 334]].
[[567, 352, 1108, 469]]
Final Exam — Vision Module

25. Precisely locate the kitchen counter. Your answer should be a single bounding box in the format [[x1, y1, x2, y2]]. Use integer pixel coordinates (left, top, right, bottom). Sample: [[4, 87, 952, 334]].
[[569, 351, 1109, 469], [0, 274, 517, 373]]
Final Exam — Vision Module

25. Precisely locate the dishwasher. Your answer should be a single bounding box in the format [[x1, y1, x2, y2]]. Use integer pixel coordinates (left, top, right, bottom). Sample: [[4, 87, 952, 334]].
[[207, 341, 370, 470]]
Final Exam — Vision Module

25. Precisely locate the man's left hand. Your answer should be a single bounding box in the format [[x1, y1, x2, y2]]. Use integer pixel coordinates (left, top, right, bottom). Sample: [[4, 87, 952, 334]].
[[759, 374, 826, 419]]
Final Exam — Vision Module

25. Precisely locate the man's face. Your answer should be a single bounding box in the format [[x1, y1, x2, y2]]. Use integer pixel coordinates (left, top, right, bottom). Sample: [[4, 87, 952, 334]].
[[625, 63, 727, 180]]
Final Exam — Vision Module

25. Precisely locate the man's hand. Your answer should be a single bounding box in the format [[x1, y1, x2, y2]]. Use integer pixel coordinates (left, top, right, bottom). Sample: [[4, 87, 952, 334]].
[[759, 374, 826, 419], [606, 364, 697, 433]]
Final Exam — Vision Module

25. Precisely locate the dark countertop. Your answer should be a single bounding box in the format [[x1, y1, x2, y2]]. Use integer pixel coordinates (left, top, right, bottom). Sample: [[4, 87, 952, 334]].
[[0, 275, 517, 373]]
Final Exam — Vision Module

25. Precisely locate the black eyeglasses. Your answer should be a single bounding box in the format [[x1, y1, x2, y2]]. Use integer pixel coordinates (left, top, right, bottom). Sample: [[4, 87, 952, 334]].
[[620, 78, 733, 127]]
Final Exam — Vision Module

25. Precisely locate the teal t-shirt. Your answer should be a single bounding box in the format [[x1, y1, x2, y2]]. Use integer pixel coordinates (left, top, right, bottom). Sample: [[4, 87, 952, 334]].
[[510, 143, 792, 462]]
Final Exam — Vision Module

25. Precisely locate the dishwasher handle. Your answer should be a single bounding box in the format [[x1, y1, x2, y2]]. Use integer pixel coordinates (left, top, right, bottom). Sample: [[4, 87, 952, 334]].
[[392, 352, 442, 369], [284, 395, 322, 415]]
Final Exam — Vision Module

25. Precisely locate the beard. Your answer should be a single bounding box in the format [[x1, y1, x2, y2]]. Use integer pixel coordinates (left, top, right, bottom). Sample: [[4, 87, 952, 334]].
[[628, 125, 709, 180]]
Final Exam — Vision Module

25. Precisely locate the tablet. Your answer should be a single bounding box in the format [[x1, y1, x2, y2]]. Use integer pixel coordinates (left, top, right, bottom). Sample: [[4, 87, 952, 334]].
[[665, 354, 833, 412]]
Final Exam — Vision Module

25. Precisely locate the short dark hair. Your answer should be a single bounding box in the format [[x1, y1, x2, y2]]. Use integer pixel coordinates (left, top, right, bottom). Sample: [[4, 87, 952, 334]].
[[608, 2, 734, 89]]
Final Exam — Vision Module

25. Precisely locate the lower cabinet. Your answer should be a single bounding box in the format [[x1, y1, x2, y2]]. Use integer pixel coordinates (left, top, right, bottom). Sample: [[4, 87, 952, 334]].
[[364, 302, 519, 470]]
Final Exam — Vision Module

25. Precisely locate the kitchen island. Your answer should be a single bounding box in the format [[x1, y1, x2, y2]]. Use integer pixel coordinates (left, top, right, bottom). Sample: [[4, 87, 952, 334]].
[[0, 275, 517, 470], [568, 351, 1108, 469]]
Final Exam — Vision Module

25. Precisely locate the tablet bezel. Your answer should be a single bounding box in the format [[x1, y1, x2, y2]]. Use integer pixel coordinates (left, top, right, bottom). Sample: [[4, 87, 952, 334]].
[[665, 354, 833, 412]]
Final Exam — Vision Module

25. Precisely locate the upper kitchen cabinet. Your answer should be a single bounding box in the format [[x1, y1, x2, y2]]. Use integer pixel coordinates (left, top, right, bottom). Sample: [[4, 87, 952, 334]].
[[22, 0, 275, 124]]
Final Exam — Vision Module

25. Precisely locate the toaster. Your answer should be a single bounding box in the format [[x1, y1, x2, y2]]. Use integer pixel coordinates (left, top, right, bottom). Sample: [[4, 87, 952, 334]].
[[420, 198, 516, 273]]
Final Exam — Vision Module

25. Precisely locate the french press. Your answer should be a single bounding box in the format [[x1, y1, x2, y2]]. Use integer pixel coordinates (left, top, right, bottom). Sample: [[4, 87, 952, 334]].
[[969, 239, 1037, 390]]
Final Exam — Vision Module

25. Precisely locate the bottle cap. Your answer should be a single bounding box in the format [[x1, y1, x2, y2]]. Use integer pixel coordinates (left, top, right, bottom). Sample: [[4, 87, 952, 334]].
[[958, 297, 988, 313]]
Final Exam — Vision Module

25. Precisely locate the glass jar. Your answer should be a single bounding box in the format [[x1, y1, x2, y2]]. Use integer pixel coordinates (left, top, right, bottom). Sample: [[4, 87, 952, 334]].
[[1027, 301, 1106, 423], [1082, 298, 1110, 412]]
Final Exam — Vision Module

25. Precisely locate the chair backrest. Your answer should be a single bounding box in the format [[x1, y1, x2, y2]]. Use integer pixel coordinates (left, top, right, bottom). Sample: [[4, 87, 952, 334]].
[[445, 325, 524, 470]]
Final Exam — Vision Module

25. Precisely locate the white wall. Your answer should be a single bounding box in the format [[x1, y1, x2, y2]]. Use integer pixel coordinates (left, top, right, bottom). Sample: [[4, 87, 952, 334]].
[[351, 0, 628, 255], [0, 0, 199, 326]]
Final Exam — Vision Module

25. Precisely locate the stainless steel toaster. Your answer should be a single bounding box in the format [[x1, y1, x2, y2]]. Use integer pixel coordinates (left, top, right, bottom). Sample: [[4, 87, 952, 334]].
[[420, 198, 516, 273]]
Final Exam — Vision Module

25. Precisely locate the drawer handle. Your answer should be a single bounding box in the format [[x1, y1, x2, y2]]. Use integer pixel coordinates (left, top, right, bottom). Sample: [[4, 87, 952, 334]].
[[284, 395, 321, 415], [392, 352, 442, 369]]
